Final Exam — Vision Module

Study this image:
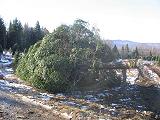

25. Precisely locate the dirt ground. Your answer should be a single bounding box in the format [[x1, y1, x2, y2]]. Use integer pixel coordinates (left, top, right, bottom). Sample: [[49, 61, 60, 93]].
[[0, 90, 64, 120]]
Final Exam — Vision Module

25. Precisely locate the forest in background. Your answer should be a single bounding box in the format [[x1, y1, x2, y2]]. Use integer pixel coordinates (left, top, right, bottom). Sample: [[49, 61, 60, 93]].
[[0, 17, 49, 54]]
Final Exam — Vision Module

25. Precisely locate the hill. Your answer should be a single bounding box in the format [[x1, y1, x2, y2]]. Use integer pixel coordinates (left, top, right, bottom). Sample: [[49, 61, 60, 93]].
[[110, 40, 160, 49], [105, 40, 160, 55]]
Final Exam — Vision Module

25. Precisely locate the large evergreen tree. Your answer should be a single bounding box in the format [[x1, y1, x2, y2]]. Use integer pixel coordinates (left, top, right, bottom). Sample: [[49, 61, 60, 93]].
[[34, 21, 43, 42], [7, 18, 23, 52], [0, 17, 6, 49], [22, 22, 49, 51], [16, 19, 119, 93], [22, 23, 30, 50], [22, 23, 36, 50]]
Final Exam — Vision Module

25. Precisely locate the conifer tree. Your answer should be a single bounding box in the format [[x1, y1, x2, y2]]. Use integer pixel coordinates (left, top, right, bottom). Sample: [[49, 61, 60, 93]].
[[132, 47, 139, 59], [121, 46, 125, 59], [7, 18, 23, 52], [112, 45, 120, 60], [0, 17, 6, 49], [34, 21, 43, 42], [125, 44, 129, 59]]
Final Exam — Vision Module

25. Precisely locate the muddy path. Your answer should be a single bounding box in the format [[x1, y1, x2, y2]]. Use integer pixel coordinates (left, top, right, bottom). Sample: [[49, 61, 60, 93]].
[[0, 90, 63, 120], [0, 58, 63, 119]]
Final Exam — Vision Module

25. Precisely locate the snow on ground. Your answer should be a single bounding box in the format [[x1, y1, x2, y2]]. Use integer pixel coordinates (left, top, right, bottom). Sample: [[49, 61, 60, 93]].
[[0, 55, 159, 119], [5, 68, 14, 73], [126, 69, 139, 85], [0, 78, 56, 101]]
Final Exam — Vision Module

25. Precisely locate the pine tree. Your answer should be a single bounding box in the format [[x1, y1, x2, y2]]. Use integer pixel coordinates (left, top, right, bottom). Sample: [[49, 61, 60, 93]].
[[23, 23, 32, 50], [41, 27, 49, 37], [149, 50, 152, 61], [34, 21, 43, 42], [132, 47, 139, 59], [0, 44, 3, 54], [125, 44, 129, 59], [121, 46, 125, 59], [0, 17, 6, 49], [7, 18, 23, 52], [6, 22, 14, 49], [112, 45, 120, 60]]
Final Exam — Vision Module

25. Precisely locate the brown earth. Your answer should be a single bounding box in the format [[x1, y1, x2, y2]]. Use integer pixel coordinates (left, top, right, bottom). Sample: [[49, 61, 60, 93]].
[[0, 90, 64, 120]]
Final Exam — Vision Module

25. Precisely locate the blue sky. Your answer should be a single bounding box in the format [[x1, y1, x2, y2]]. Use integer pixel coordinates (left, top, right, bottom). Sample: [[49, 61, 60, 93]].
[[0, 0, 160, 43]]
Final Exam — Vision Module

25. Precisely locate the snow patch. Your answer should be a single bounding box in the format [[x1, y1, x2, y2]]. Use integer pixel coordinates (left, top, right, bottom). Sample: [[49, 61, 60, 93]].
[[126, 69, 139, 85]]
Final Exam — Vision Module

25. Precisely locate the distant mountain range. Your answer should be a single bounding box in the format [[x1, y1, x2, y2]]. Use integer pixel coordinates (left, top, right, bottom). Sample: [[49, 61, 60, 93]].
[[109, 40, 160, 49]]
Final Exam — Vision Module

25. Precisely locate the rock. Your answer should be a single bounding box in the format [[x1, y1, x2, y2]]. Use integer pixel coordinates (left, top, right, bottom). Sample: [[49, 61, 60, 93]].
[[56, 93, 65, 99], [120, 98, 131, 102], [16, 115, 28, 119], [65, 101, 77, 106], [111, 103, 118, 107], [99, 105, 105, 109], [80, 106, 89, 110], [27, 111, 34, 114], [85, 95, 94, 99], [0, 112, 3, 118], [112, 87, 121, 92], [0, 74, 4, 79], [97, 93, 106, 98], [61, 112, 72, 120]]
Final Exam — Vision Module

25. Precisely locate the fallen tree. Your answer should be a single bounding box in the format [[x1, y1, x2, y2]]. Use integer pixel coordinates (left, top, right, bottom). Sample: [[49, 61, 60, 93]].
[[16, 19, 121, 93]]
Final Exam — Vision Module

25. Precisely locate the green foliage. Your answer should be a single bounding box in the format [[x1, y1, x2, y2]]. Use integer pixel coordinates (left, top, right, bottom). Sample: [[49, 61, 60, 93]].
[[6, 18, 23, 52], [143, 51, 153, 61], [157, 56, 160, 66], [121, 45, 141, 59], [0, 44, 3, 54], [16, 19, 120, 93], [121, 44, 131, 59], [13, 51, 20, 69], [5, 18, 49, 53], [131, 47, 139, 59], [112, 45, 120, 60], [143, 54, 160, 66], [152, 56, 157, 61], [30, 54, 73, 92], [0, 17, 6, 49], [95, 42, 114, 63], [0, 17, 50, 53]]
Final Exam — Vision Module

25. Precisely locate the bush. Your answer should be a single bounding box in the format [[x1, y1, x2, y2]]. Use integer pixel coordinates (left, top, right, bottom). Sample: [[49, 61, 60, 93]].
[[13, 51, 21, 69]]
